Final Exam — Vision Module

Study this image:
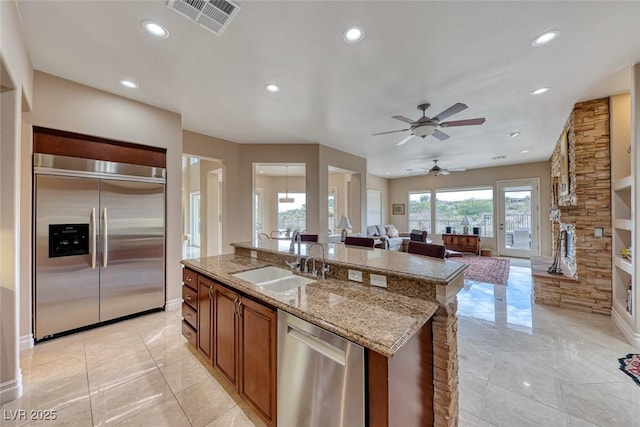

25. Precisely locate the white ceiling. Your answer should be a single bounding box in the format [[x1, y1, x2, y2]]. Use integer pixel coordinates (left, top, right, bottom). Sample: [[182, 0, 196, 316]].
[[17, 1, 640, 178]]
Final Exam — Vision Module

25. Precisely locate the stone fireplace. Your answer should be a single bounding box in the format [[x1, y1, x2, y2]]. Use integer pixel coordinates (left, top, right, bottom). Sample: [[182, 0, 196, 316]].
[[532, 97, 612, 315]]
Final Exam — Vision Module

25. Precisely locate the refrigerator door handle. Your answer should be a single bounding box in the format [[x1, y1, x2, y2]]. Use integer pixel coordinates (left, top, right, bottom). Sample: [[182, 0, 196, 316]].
[[102, 207, 108, 268], [89, 207, 96, 269]]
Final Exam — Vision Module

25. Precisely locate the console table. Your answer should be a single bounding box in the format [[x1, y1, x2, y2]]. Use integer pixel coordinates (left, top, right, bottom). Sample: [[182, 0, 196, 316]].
[[442, 233, 481, 255]]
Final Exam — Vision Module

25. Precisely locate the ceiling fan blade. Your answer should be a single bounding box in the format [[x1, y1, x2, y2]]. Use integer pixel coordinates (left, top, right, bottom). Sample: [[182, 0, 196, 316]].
[[431, 129, 450, 141], [396, 134, 415, 146], [391, 115, 416, 125], [433, 103, 468, 121], [439, 118, 486, 127], [372, 128, 410, 136], [445, 167, 466, 172], [440, 170, 450, 175]]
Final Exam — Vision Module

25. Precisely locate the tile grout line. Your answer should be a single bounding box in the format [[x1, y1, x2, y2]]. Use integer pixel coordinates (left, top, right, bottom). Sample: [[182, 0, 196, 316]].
[[82, 333, 96, 427], [137, 315, 195, 427]]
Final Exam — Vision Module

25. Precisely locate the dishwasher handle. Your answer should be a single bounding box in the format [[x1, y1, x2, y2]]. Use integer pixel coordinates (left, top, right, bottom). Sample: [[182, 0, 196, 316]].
[[287, 324, 346, 366]]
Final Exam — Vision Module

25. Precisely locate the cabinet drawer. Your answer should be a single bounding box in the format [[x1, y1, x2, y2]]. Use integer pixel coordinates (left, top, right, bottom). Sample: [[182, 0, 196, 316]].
[[183, 268, 198, 291], [182, 285, 197, 310], [182, 303, 197, 329], [182, 321, 197, 347]]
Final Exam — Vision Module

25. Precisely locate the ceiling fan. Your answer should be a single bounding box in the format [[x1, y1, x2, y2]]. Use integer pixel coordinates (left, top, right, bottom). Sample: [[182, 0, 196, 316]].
[[407, 160, 466, 176], [373, 102, 486, 146]]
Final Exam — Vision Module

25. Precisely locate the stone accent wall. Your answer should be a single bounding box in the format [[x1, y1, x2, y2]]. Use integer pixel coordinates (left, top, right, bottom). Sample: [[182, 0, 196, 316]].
[[432, 301, 458, 427], [537, 98, 612, 314]]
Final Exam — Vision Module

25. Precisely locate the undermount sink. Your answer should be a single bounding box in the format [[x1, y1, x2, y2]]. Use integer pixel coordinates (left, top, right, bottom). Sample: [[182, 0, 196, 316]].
[[231, 266, 314, 293]]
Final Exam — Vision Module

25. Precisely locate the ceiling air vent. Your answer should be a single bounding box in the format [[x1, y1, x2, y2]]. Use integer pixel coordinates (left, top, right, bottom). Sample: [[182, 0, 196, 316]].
[[167, 0, 240, 36]]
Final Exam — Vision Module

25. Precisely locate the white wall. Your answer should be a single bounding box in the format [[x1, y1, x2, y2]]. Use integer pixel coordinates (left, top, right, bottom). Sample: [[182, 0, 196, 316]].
[[27, 71, 183, 311], [389, 161, 552, 256], [0, 0, 33, 404]]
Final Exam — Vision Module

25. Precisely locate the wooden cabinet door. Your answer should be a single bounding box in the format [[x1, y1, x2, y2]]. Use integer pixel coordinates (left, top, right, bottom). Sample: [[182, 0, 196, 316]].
[[197, 276, 214, 359], [238, 297, 277, 426], [214, 284, 239, 386]]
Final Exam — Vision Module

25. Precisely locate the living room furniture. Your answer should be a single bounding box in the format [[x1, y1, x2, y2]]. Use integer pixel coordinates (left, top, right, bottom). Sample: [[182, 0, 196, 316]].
[[442, 233, 480, 255], [344, 236, 376, 248], [407, 241, 446, 259], [365, 225, 429, 251]]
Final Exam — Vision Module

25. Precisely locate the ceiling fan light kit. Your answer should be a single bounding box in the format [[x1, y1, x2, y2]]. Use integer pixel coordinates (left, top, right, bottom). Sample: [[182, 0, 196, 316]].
[[373, 101, 486, 145]]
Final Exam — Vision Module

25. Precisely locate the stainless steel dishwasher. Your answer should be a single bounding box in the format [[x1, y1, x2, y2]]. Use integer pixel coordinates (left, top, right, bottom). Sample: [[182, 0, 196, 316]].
[[278, 310, 365, 427]]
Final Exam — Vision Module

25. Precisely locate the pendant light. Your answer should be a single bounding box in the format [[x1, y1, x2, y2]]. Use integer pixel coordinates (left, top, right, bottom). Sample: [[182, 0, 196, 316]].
[[279, 165, 294, 203]]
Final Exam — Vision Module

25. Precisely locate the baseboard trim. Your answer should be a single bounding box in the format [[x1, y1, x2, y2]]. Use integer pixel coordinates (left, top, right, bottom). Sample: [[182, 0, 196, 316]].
[[612, 308, 640, 348], [0, 372, 23, 405], [165, 298, 182, 312], [20, 334, 34, 351]]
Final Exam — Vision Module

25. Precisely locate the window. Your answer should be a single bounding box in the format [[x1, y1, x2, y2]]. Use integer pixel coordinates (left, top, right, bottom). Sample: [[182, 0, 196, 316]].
[[190, 157, 199, 165], [278, 193, 306, 234], [435, 187, 493, 237], [328, 187, 337, 234], [408, 192, 431, 232]]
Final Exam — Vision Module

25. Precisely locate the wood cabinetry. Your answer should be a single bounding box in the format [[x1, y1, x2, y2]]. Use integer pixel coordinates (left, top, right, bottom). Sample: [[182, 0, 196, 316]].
[[238, 297, 277, 425], [181, 268, 198, 346], [182, 267, 277, 427], [214, 284, 277, 426], [213, 284, 239, 385], [442, 233, 480, 254], [197, 276, 214, 359]]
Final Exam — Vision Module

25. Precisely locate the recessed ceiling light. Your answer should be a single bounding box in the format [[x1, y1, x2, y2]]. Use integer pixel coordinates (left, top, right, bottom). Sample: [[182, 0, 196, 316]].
[[265, 84, 280, 93], [521, 150, 530, 154], [509, 131, 521, 138], [386, 171, 390, 175], [530, 87, 549, 96], [142, 20, 169, 38], [119, 79, 139, 89], [343, 26, 364, 43], [532, 30, 560, 47]]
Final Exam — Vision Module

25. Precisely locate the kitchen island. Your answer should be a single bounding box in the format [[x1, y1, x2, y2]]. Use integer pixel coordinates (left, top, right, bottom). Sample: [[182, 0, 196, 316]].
[[181, 241, 466, 427]]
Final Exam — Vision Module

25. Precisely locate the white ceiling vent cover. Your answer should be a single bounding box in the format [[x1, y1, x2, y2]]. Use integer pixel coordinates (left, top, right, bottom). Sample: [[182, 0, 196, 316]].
[[167, 0, 240, 36]]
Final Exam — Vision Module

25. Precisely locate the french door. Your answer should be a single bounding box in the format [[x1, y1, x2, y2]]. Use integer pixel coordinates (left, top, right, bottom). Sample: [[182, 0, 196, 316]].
[[497, 179, 540, 258]]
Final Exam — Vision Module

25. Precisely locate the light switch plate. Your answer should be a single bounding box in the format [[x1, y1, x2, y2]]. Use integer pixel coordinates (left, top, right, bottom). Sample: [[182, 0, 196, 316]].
[[594, 227, 603, 238], [348, 269, 363, 282], [370, 274, 387, 288]]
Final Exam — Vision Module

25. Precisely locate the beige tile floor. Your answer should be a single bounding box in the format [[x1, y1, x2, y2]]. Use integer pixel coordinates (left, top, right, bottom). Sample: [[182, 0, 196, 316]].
[[3, 259, 639, 426], [457, 259, 640, 427], [2, 310, 265, 427]]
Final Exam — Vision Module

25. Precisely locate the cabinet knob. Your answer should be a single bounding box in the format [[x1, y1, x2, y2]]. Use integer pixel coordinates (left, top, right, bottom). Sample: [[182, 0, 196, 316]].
[[185, 295, 192, 301], [186, 277, 192, 282], [185, 332, 192, 338]]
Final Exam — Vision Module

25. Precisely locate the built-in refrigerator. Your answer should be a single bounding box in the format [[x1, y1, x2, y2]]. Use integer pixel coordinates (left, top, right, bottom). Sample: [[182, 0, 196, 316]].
[[34, 154, 165, 340]]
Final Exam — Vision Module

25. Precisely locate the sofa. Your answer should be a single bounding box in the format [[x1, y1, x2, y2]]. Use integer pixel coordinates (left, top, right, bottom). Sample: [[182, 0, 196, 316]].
[[365, 225, 430, 251]]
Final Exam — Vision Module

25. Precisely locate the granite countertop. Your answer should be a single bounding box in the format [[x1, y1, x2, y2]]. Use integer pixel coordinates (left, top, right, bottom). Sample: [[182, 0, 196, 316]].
[[232, 239, 465, 285], [181, 254, 440, 357]]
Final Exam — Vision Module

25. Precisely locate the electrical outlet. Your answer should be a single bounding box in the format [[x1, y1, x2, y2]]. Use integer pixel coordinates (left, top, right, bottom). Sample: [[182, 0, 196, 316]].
[[594, 227, 603, 238], [370, 274, 387, 288], [250, 250, 257, 259], [348, 269, 363, 282]]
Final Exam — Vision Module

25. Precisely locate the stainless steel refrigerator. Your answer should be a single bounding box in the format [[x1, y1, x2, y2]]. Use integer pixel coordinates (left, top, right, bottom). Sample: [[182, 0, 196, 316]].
[[34, 154, 165, 340]]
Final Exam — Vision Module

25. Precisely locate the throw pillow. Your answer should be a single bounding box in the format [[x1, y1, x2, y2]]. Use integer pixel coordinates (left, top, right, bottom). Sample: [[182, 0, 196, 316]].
[[377, 225, 388, 237], [385, 225, 399, 238], [366, 225, 379, 237]]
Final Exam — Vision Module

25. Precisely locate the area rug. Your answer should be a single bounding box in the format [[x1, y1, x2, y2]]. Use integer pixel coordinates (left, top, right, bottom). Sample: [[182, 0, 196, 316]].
[[618, 353, 640, 386], [456, 255, 510, 285]]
